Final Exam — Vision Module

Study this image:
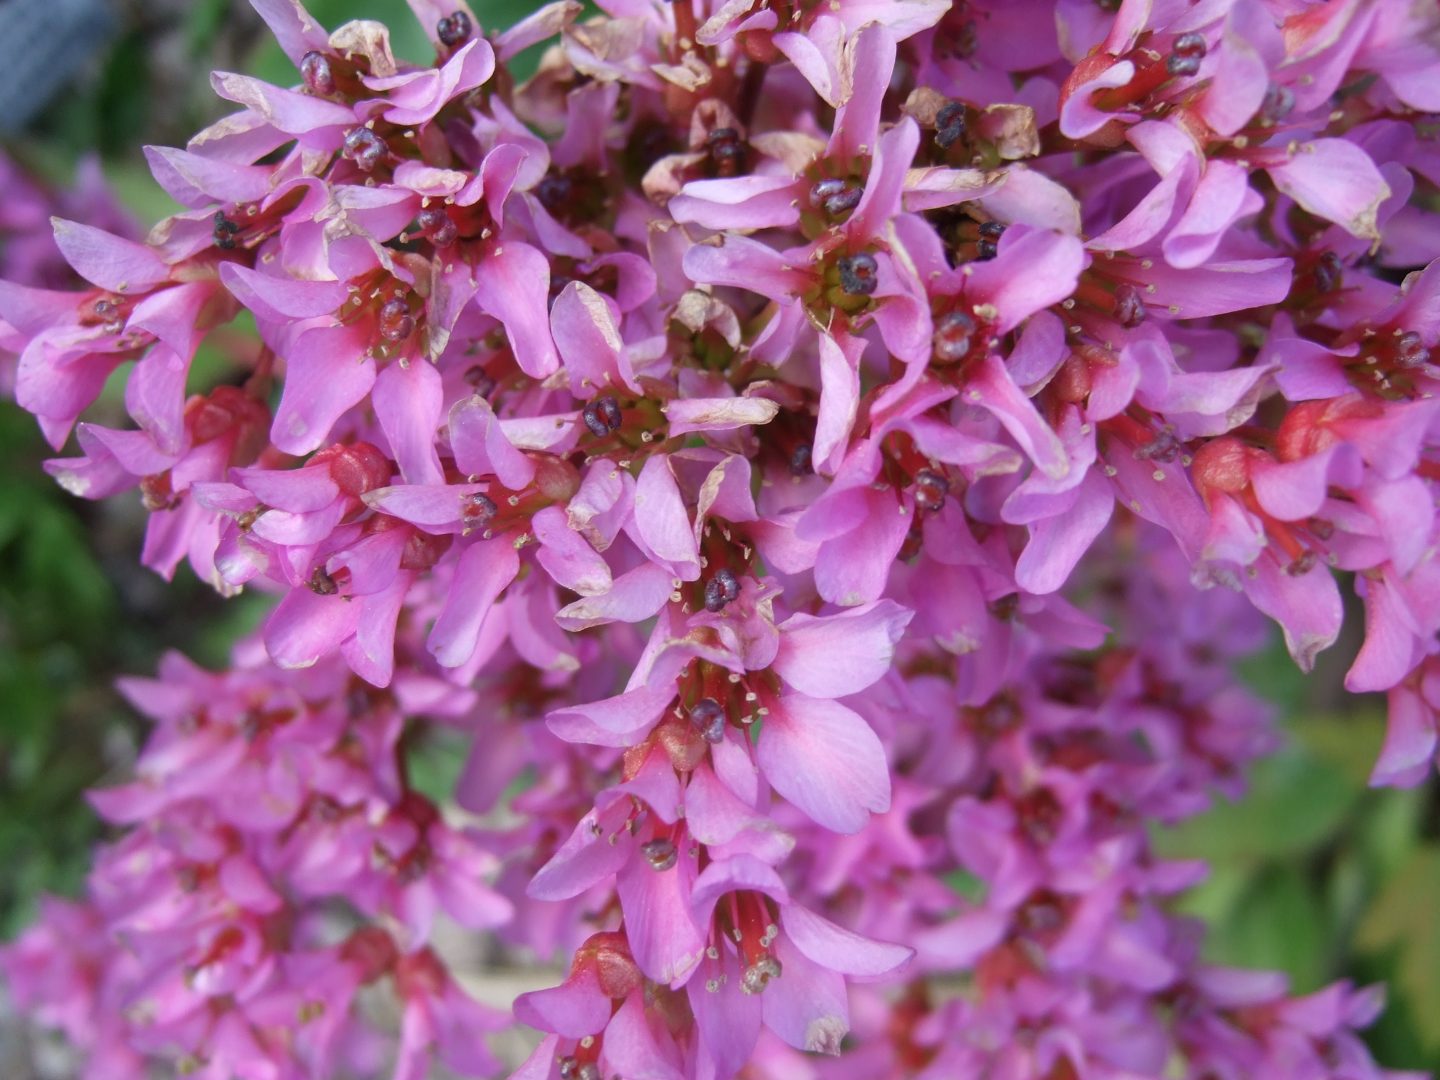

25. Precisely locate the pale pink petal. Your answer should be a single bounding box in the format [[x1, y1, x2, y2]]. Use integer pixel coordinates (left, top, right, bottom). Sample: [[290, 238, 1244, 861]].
[[757, 695, 890, 834], [781, 903, 913, 977], [428, 541, 520, 667], [772, 600, 913, 698]]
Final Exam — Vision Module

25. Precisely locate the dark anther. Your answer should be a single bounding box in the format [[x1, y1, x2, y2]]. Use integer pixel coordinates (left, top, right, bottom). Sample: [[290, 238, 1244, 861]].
[[436, 11, 473, 47], [536, 172, 573, 215], [140, 472, 176, 511], [935, 101, 967, 150], [300, 51, 335, 95], [1312, 250, 1343, 294], [717, 567, 740, 602], [703, 577, 727, 612], [1395, 331, 1428, 368], [704, 567, 741, 611], [581, 403, 609, 438], [309, 567, 339, 595], [343, 127, 386, 172], [596, 396, 622, 431], [688, 698, 727, 743], [464, 366, 496, 395], [1134, 429, 1181, 463], [837, 252, 879, 296], [810, 177, 863, 217], [1285, 551, 1317, 577], [212, 211, 241, 250], [416, 206, 457, 247], [462, 491, 497, 524], [581, 396, 622, 438], [1112, 283, 1146, 328], [640, 838, 678, 871], [378, 298, 415, 342], [1172, 32, 1207, 59], [979, 221, 1006, 240], [976, 239, 999, 261], [912, 468, 949, 512], [789, 443, 813, 476], [932, 309, 976, 363], [1166, 52, 1202, 78], [1259, 83, 1295, 124], [706, 127, 746, 177]]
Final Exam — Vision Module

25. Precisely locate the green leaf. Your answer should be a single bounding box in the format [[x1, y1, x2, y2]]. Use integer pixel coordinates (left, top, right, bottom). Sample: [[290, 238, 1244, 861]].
[[1201, 864, 1330, 993], [1355, 846, 1440, 1053], [1154, 745, 1357, 863]]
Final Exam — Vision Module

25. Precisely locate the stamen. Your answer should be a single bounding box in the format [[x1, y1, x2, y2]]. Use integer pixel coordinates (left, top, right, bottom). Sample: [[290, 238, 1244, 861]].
[[837, 253, 879, 296], [436, 11, 473, 47], [300, 51, 335, 95]]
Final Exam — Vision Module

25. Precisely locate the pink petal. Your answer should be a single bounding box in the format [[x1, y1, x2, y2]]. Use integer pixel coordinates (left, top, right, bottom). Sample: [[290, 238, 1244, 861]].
[[772, 600, 913, 698], [615, 855, 706, 987], [514, 968, 612, 1038], [669, 175, 801, 231], [662, 396, 779, 435], [428, 540, 520, 667], [265, 588, 361, 670], [1015, 469, 1114, 595], [472, 241, 559, 378], [757, 695, 890, 834], [761, 932, 849, 1055], [555, 562, 675, 630], [550, 281, 637, 395], [546, 681, 676, 748], [1371, 684, 1437, 787], [51, 218, 169, 293], [533, 505, 612, 596], [449, 396, 535, 490], [813, 488, 913, 607], [781, 903, 913, 977], [633, 456, 700, 578], [271, 322, 377, 454], [1267, 139, 1390, 240], [374, 360, 444, 485]]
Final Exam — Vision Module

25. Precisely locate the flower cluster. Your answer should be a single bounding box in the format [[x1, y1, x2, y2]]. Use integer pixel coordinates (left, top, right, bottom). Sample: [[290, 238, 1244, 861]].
[[3, 0, 1439, 1076]]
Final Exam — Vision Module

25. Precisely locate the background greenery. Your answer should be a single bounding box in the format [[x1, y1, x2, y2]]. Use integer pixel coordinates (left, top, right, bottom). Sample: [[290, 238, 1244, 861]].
[[1, 0, 1436, 1070]]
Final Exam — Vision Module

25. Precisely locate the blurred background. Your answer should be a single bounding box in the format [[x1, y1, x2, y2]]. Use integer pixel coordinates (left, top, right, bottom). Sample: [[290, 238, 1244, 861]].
[[0, 0, 1435, 1073]]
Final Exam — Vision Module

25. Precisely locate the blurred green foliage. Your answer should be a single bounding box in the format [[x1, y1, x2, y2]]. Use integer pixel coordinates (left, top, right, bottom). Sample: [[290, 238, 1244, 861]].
[[1, 0, 1437, 1073]]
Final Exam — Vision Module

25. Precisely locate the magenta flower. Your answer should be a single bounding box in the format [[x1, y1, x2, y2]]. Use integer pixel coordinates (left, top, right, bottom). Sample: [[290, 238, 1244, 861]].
[[3, 0, 1438, 1077]]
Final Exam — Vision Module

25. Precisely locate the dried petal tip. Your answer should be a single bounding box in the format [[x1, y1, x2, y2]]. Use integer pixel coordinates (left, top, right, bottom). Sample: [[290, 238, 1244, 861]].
[[343, 127, 386, 172], [934, 101, 967, 150], [688, 697, 727, 743], [300, 50, 335, 95], [437, 11, 473, 47], [640, 838, 678, 871], [837, 253, 879, 296]]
